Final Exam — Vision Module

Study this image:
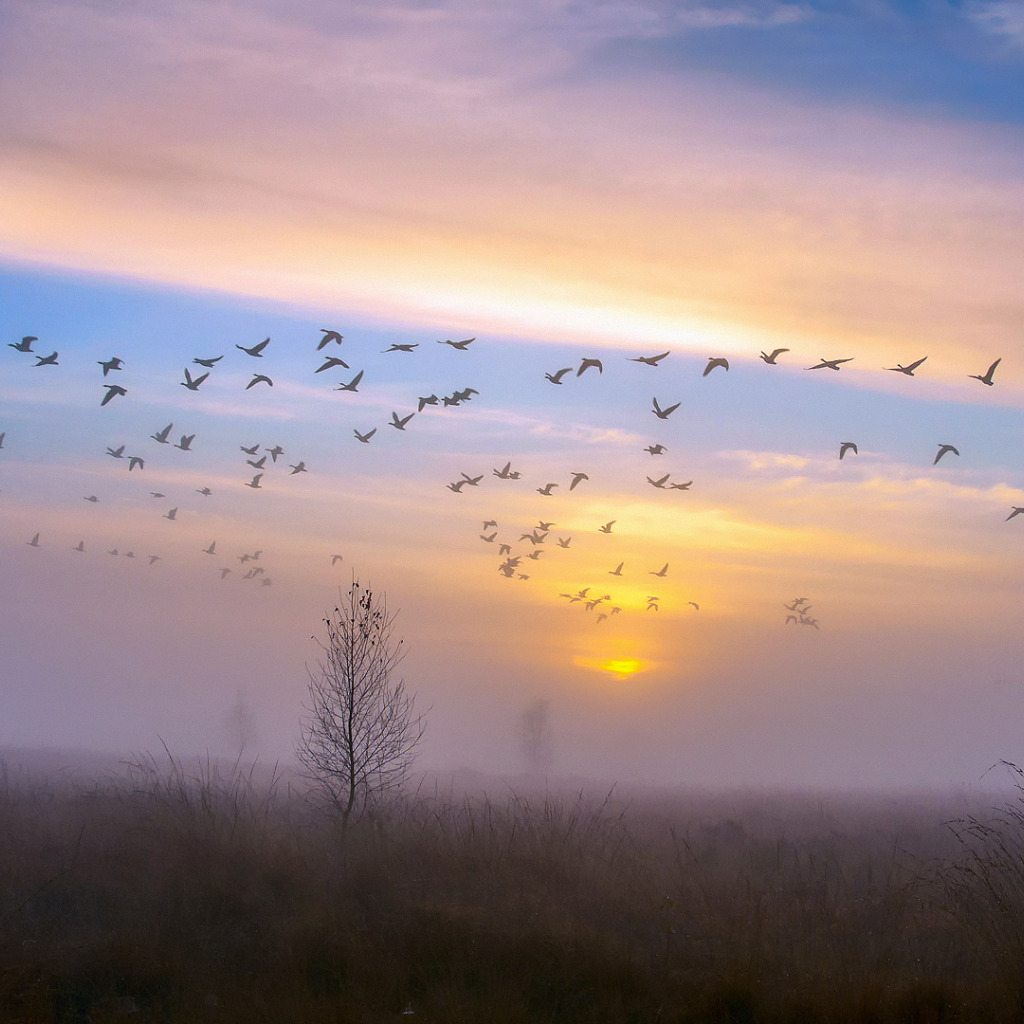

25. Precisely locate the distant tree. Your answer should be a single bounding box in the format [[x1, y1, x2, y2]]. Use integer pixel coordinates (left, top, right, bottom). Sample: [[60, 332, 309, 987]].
[[297, 578, 425, 827], [223, 689, 257, 756], [517, 697, 554, 775]]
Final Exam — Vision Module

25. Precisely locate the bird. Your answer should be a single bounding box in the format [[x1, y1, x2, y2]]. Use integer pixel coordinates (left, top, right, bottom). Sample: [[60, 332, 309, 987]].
[[128, 456, 144, 471], [437, 337, 475, 350], [9, 336, 35, 352], [1007, 507, 1024, 521], [452, 387, 479, 402], [652, 397, 680, 419], [493, 462, 516, 479], [599, 521, 615, 533], [331, 554, 344, 565], [318, 329, 344, 350], [247, 456, 267, 470], [84, 495, 98, 503], [203, 541, 217, 555], [240, 443, 260, 455], [150, 492, 165, 498], [447, 480, 466, 493], [148, 555, 161, 565], [245, 474, 263, 489], [196, 487, 212, 496], [174, 434, 195, 451], [537, 482, 558, 495], [703, 357, 729, 376], [106, 445, 126, 458], [647, 474, 670, 488], [650, 564, 669, 577], [180, 368, 209, 390], [609, 562, 623, 575], [569, 472, 589, 491], [760, 348, 789, 364], [220, 567, 232, 579], [34, 351, 58, 366], [246, 374, 273, 389], [644, 444, 666, 455], [266, 445, 284, 461], [383, 343, 418, 353], [556, 536, 571, 548], [100, 384, 127, 406], [315, 356, 349, 373], [417, 395, 439, 412], [688, 602, 700, 611], [669, 480, 693, 490], [839, 442, 858, 460], [0, 432, 4, 448], [806, 357, 853, 371], [545, 367, 573, 384], [535, 520, 555, 532], [885, 356, 927, 375], [237, 337, 270, 357], [336, 370, 364, 392], [108, 548, 119, 556], [164, 507, 178, 520], [193, 355, 223, 367], [289, 461, 307, 474], [73, 541, 85, 552], [460, 472, 483, 486], [970, 358, 1001, 386], [934, 444, 960, 465], [482, 519, 498, 529], [389, 411, 414, 430], [480, 531, 497, 542], [151, 423, 173, 443], [577, 358, 603, 376], [27, 533, 40, 547], [353, 427, 376, 443], [629, 351, 670, 366], [97, 356, 123, 376]]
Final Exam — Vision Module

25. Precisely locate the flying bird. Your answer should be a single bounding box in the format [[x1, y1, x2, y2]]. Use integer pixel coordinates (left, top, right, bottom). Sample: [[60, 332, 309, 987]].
[[193, 355, 223, 367], [628, 351, 670, 366], [331, 554, 344, 564], [647, 474, 670, 488], [537, 482, 558, 495], [148, 555, 161, 565], [669, 480, 693, 490], [289, 461, 307, 474], [34, 351, 58, 366], [353, 427, 376, 443], [266, 445, 284, 461], [609, 562, 624, 575], [652, 397, 680, 419], [760, 348, 789, 364], [577, 358, 603, 376], [336, 370, 364, 392], [240, 442, 260, 455], [389, 411, 414, 430], [196, 487, 212, 496], [650, 564, 669, 577], [74, 541, 85, 552], [703, 357, 729, 376], [1007, 507, 1024, 521], [545, 367, 573, 384], [151, 423, 173, 444], [100, 384, 127, 406], [460, 472, 483, 486], [97, 356, 123, 376], [128, 456, 144, 471], [934, 444, 960, 465], [599, 520, 615, 533], [246, 374, 273, 389], [164, 507, 178, 520], [180, 368, 209, 390], [970, 358, 1001, 386], [885, 357, 927, 375], [807, 357, 853, 371], [318, 329, 344, 350], [9, 336, 35, 352], [27, 533, 40, 547], [83, 495, 98, 503], [480, 531, 497, 542], [106, 445, 125, 458], [569, 472, 589, 491], [315, 356, 349, 373], [447, 480, 466, 493], [174, 434, 195, 451], [383, 343, 418, 353], [437, 337, 475, 350], [245, 474, 263, 489], [417, 395, 439, 412], [556, 536, 571, 548], [839, 442, 858, 460], [247, 456, 267, 469], [236, 337, 270, 357], [220, 567, 232, 579], [203, 541, 217, 555], [644, 444, 666, 455]]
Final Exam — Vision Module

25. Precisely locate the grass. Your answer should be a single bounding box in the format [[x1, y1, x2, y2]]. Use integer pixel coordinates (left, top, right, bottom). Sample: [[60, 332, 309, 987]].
[[1, 753, 1024, 1022]]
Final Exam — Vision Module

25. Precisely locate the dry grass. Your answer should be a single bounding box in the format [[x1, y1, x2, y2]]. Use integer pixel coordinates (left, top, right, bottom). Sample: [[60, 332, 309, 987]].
[[0, 753, 1022, 1022]]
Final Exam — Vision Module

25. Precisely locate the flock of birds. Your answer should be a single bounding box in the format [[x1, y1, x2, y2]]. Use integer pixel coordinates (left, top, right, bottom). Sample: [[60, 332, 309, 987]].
[[4, 325, 1018, 630]]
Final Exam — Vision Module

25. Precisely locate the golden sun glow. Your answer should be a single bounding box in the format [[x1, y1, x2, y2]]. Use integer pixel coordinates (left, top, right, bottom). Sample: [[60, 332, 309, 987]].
[[573, 655, 649, 679]]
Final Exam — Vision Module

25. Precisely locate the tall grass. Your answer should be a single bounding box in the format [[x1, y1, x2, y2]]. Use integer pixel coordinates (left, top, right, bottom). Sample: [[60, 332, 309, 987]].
[[1, 754, 1023, 1021]]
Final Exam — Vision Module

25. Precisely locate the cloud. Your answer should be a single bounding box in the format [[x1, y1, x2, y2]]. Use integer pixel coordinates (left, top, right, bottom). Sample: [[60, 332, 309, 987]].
[[968, 1, 1024, 47]]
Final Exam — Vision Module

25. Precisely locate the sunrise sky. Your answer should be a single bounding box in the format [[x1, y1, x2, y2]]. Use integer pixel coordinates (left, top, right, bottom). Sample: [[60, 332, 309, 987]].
[[2, 0, 1024, 790]]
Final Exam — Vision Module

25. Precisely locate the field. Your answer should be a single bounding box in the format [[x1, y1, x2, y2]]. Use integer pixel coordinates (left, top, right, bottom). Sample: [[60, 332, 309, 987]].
[[2, 751, 1024, 1023]]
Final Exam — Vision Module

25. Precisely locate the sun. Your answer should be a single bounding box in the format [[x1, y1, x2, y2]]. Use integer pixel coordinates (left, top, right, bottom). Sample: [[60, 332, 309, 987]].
[[573, 655, 649, 680]]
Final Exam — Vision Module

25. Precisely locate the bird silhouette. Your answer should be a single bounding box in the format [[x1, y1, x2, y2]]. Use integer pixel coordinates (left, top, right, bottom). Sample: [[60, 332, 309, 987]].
[[1007, 507, 1024, 521], [240, 443, 260, 455], [289, 461, 307, 474], [644, 444, 666, 455], [237, 337, 270, 357], [703, 357, 729, 376], [318, 329, 344, 350], [438, 337, 475, 350], [652, 397, 680, 419], [760, 348, 789, 364], [100, 384, 127, 406], [885, 356, 927, 375], [557, 536, 571, 548], [647, 474, 670, 488], [839, 442, 858, 460], [577, 358, 603, 376], [460, 472, 483, 485], [336, 370, 364, 392], [128, 456, 144, 471], [220, 567, 232, 579], [669, 480, 693, 490], [537, 482, 558, 495], [9, 336, 35, 352], [353, 427, 376, 443], [383, 343, 418, 353], [315, 356, 349, 373], [650, 563, 669, 577], [246, 374, 273, 389], [27, 533, 40, 547], [164, 507, 178, 520], [390, 411, 414, 430], [97, 356, 123, 376], [545, 367, 572, 384], [417, 395, 439, 411], [180, 368, 209, 390], [151, 423, 173, 443], [73, 540, 85, 552], [193, 355, 223, 367], [106, 445, 125, 458], [569, 472, 589, 490], [970, 358, 1001, 386], [245, 474, 263, 489], [807, 357, 853, 371], [266, 445, 284, 461], [174, 434, 195, 451], [247, 456, 267, 470], [34, 351, 58, 366], [84, 495, 98, 503], [609, 562, 624, 575], [934, 444, 960, 464], [629, 351, 670, 366], [599, 520, 615, 533], [196, 487, 212, 496], [447, 480, 466, 492], [331, 554, 344, 564]]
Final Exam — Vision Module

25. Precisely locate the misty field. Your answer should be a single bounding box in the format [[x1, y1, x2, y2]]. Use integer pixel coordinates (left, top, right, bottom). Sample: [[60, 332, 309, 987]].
[[2, 755, 1024, 1023]]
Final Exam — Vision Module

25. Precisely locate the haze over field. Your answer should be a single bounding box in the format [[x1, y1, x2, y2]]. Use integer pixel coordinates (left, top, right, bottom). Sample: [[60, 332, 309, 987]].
[[2, 0, 1024, 790]]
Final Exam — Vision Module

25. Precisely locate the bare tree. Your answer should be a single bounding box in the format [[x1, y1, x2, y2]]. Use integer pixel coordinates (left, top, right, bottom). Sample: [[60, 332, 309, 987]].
[[517, 697, 554, 775], [297, 579, 425, 827]]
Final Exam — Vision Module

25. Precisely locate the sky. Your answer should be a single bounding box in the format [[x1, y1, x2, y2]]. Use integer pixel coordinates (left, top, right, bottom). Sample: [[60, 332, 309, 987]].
[[2, 0, 1024, 791]]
